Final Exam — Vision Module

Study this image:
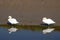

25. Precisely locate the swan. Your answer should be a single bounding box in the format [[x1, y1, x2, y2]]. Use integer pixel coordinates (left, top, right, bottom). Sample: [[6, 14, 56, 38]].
[[42, 17, 55, 25], [42, 28, 55, 34], [8, 16, 19, 24], [8, 27, 18, 34]]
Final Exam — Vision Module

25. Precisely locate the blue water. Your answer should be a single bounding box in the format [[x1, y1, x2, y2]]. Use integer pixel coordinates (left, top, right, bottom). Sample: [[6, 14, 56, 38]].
[[0, 27, 60, 40]]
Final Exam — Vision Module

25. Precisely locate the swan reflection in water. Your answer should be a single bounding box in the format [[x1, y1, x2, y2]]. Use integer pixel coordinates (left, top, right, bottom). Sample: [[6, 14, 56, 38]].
[[42, 28, 55, 34], [8, 27, 18, 34]]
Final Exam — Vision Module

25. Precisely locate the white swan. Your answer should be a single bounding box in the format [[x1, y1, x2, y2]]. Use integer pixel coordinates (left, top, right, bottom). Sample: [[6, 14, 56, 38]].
[[42, 17, 55, 25], [8, 27, 18, 34], [8, 16, 19, 24], [42, 28, 55, 34]]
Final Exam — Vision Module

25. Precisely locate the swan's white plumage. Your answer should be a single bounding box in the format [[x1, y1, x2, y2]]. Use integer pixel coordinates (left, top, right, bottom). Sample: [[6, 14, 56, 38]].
[[42, 28, 55, 34], [42, 17, 55, 25], [8, 16, 19, 24]]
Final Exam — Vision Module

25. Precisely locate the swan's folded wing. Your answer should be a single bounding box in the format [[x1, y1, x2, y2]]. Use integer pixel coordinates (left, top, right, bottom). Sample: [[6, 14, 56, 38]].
[[47, 19, 55, 23]]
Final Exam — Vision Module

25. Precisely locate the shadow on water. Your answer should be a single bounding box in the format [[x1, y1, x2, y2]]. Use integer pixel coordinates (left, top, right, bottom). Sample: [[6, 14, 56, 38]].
[[0, 24, 60, 32]]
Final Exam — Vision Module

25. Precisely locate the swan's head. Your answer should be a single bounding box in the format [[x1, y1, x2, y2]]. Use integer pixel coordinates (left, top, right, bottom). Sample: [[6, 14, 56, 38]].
[[43, 17, 47, 20], [8, 16, 12, 19]]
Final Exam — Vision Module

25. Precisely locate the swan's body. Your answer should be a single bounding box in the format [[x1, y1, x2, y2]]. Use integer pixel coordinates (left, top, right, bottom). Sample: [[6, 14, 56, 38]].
[[8, 27, 18, 34], [42, 17, 55, 25], [8, 16, 19, 24], [42, 28, 55, 34]]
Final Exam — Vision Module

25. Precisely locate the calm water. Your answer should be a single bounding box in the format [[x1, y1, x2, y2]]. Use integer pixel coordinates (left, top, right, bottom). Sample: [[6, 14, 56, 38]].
[[0, 26, 60, 40]]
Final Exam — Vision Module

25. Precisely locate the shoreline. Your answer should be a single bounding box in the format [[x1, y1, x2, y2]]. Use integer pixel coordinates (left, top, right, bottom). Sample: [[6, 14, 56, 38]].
[[0, 24, 60, 32]]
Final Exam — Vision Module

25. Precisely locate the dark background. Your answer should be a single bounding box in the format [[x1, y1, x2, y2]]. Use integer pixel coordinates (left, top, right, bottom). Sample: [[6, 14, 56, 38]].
[[0, 0, 60, 25]]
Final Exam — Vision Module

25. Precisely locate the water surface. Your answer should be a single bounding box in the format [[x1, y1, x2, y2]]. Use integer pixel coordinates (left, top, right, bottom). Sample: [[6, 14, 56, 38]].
[[0, 26, 60, 40]]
